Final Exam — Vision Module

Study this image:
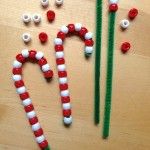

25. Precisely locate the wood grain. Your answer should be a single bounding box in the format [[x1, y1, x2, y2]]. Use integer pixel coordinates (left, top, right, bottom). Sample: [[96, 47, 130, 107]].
[[0, 0, 150, 150]]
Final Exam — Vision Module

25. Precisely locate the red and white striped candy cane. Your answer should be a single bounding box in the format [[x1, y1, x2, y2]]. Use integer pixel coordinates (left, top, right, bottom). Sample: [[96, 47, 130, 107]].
[[12, 49, 53, 150], [54, 23, 94, 125]]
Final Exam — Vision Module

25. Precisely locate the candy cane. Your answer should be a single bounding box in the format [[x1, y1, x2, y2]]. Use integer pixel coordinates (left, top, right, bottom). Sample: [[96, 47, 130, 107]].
[[54, 23, 94, 125], [12, 49, 53, 150]]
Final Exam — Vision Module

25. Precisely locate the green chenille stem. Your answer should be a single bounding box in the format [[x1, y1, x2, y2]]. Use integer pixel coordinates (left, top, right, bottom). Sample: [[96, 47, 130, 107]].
[[103, 12, 116, 138], [44, 145, 51, 150], [94, 0, 103, 124]]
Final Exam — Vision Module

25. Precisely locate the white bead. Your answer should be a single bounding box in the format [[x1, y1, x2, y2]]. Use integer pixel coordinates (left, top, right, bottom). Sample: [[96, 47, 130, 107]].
[[35, 51, 44, 60], [32, 14, 41, 23], [57, 64, 66, 71], [63, 116, 72, 125], [22, 98, 32, 106], [36, 135, 45, 143], [16, 86, 26, 94], [60, 26, 69, 34], [55, 52, 64, 58], [21, 49, 29, 58], [12, 75, 22, 81], [42, 64, 50, 72], [54, 38, 63, 45], [75, 23, 82, 31], [40, 0, 49, 7], [22, 13, 31, 23], [27, 111, 36, 118], [85, 46, 93, 54], [85, 32, 93, 40], [13, 60, 22, 68], [22, 33, 31, 43], [32, 122, 41, 131], [59, 77, 68, 84], [55, 0, 63, 5], [109, 0, 119, 4], [120, 19, 130, 29], [62, 103, 71, 110], [60, 90, 69, 97]]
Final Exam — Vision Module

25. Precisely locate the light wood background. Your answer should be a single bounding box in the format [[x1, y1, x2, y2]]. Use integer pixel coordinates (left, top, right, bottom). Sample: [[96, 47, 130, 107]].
[[0, 0, 150, 150]]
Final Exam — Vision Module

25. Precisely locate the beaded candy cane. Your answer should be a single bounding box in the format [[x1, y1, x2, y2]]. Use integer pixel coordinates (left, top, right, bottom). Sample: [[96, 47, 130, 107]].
[[12, 49, 53, 150], [54, 23, 94, 125]]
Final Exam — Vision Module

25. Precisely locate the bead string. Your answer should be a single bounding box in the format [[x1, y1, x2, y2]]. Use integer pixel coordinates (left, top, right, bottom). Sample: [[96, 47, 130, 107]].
[[12, 49, 53, 150], [103, 0, 118, 138], [54, 23, 94, 125]]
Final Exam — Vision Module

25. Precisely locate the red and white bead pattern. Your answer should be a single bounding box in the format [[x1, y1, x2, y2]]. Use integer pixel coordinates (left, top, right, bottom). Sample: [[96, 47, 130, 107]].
[[54, 23, 94, 125], [12, 49, 53, 150]]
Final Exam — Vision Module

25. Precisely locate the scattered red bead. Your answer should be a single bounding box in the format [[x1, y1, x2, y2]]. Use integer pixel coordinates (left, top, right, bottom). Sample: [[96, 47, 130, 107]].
[[109, 4, 118, 12], [57, 31, 66, 40], [121, 42, 131, 53], [47, 10, 55, 22], [39, 32, 48, 43], [128, 8, 138, 19]]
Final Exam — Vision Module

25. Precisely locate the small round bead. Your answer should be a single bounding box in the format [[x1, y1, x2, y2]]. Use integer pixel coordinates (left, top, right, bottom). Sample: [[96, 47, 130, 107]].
[[24, 104, 34, 113], [39, 140, 48, 149], [21, 49, 29, 58], [60, 90, 69, 97], [120, 19, 130, 29], [128, 8, 138, 19], [29, 50, 37, 59], [34, 128, 43, 137], [55, 0, 63, 5], [63, 116, 72, 125], [109, 4, 118, 12], [58, 71, 67, 78], [85, 39, 94, 46], [59, 83, 68, 91], [60, 25, 69, 34], [75, 23, 82, 31], [16, 86, 26, 94], [22, 33, 31, 43], [41, 0, 49, 7], [85, 32, 93, 40], [32, 14, 41, 23], [55, 52, 64, 58], [59, 77, 67, 84], [13, 60, 22, 68], [15, 80, 24, 88], [62, 103, 71, 110], [22, 13, 31, 23], [63, 109, 71, 117], [61, 96, 70, 103], [57, 64, 66, 71], [47, 10, 55, 22], [42, 64, 50, 72], [44, 70, 53, 78], [109, 0, 119, 4], [55, 45, 64, 52], [12, 68, 22, 75], [12, 75, 22, 81], [85, 46, 93, 54], [54, 38, 63, 45], [38, 58, 47, 67], [39, 32, 48, 43], [35, 51, 44, 60], [57, 31, 66, 41], [22, 98, 32, 106], [68, 24, 75, 33], [20, 92, 29, 100], [79, 27, 88, 37], [32, 122, 41, 131], [26, 111, 36, 119], [36, 135, 45, 143], [121, 42, 131, 53], [16, 54, 26, 63], [56, 58, 65, 65], [29, 116, 38, 125]]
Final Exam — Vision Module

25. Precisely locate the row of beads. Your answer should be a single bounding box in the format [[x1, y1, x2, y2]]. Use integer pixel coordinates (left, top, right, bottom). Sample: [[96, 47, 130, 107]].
[[12, 49, 53, 149], [54, 23, 94, 125]]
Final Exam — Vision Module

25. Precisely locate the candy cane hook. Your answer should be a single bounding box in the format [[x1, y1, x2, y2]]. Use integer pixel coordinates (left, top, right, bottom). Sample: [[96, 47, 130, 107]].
[[54, 23, 94, 125], [12, 49, 53, 150]]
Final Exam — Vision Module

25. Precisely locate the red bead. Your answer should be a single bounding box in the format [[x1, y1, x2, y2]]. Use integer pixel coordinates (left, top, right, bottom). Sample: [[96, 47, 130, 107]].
[[63, 109, 71, 117], [39, 32, 48, 43], [12, 68, 22, 75], [20, 92, 29, 100], [39, 140, 48, 149], [47, 10, 55, 22], [15, 80, 24, 88], [44, 70, 53, 78], [58, 71, 67, 77], [56, 58, 65, 65], [79, 27, 88, 37], [68, 24, 75, 33], [38, 58, 47, 67], [121, 42, 131, 53], [85, 39, 94, 46], [29, 50, 37, 59], [57, 31, 66, 41], [29, 116, 38, 125], [16, 54, 25, 63], [34, 128, 43, 137], [61, 96, 70, 103], [59, 84, 68, 91], [24, 104, 34, 113], [55, 45, 64, 52], [128, 8, 138, 19], [109, 4, 118, 12]]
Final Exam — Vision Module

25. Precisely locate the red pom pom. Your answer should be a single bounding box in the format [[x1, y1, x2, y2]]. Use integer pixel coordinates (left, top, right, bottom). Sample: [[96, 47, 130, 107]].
[[47, 10, 55, 22], [128, 8, 138, 19], [39, 32, 48, 43], [109, 4, 118, 12], [121, 42, 131, 53]]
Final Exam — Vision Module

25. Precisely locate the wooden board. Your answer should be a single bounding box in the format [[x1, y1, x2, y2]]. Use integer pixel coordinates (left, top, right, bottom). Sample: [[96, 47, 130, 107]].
[[0, 0, 150, 150]]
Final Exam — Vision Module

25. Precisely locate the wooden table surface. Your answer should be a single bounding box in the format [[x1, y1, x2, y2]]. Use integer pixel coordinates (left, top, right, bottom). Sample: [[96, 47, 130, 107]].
[[0, 0, 150, 150]]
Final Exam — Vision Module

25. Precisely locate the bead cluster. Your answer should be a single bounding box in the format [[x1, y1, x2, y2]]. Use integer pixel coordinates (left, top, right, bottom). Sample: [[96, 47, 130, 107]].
[[109, 0, 119, 12], [54, 23, 94, 125], [12, 50, 53, 149]]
